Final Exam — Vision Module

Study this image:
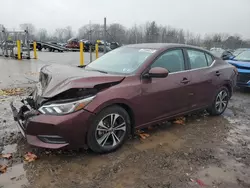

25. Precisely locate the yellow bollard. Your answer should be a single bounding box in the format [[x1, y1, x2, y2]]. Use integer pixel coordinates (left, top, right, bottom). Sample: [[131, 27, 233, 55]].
[[80, 42, 84, 66], [95, 43, 99, 59], [17, 40, 21, 60], [33, 41, 37, 59]]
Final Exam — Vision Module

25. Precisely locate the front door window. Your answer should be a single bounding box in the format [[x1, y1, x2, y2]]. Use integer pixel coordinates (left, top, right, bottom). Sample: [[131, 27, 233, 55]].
[[151, 49, 185, 73]]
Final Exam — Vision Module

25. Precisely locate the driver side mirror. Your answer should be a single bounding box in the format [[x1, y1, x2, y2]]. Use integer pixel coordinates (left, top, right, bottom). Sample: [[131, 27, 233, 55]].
[[222, 55, 235, 60], [144, 67, 169, 78]]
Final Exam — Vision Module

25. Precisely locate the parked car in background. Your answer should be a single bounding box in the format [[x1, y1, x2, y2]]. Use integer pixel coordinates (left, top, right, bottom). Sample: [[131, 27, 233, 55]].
[[29, 41, 42, 51], [227, 49, 250, 88], [96, 40, 109, 46], [210, 48, 224, 57], [66, 38, 94, 52], [58, 43, 67, 47], [13, 46, 29, 58], [210, 48, 234, 60], [221, 50, 234, 60], [110, 42, 120, 50], [10, 43, 237, 153], [98, 45, 112, 52], [66, 37, 79, 49], [233, 48, 248, 56]]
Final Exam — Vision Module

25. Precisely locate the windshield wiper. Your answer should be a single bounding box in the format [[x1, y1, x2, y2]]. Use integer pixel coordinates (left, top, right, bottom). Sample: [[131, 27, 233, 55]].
[[95, 70, 108, 74]]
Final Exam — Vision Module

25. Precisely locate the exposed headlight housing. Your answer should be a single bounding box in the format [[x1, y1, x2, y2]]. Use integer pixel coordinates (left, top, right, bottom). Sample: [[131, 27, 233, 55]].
[[38, 96, 95, 115]]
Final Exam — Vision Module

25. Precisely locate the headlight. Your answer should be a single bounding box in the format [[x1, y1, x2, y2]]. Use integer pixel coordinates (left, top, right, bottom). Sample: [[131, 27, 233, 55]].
[[38, 96, 95, 115]]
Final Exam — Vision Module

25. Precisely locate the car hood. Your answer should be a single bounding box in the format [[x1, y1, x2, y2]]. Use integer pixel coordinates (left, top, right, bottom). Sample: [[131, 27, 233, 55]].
[[38, 64, 125, 98], [227, 60, 250, 69]]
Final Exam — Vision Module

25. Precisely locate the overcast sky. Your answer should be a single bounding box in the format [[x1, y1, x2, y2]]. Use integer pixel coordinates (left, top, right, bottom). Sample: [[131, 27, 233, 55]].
[[0, 0, 250, 38]]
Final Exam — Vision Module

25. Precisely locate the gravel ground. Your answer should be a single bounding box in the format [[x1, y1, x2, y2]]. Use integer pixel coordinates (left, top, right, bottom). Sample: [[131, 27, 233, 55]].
[[0, 88, 250, 188]]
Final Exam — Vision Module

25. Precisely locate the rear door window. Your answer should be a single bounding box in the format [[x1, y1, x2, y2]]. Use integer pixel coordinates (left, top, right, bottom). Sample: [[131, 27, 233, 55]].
[[187, 50, 208, 69]]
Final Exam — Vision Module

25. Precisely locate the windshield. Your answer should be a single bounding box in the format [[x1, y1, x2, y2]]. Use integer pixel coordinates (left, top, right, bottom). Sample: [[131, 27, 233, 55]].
[[234, 50, 250, 61], [85, 47, 156, 74], [234, 50, 244, 56]]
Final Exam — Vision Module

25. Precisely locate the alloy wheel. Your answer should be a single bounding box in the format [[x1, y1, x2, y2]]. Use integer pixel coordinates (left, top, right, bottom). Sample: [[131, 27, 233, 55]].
[[95, 113, 127, 148], [215, 90, 228, 113]]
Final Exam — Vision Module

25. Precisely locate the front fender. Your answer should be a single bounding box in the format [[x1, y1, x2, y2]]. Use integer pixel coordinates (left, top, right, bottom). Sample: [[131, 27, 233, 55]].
[[86, 98, 134, 115]]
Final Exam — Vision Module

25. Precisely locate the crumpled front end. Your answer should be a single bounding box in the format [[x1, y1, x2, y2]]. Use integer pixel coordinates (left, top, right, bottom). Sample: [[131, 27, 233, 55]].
[[10, 64, 125, 149], [10, 92, 94, 149]]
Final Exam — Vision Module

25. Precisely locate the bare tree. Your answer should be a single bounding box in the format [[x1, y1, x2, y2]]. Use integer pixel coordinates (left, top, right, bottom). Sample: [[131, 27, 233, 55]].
[[54, 28, 65, 42], [107, 23, 126, 44], [11, 21, 250, 49], [64, 26, 73, 41], [127, 24, 144, 44], [19, 23, 35, 34], [178, 29, 185, 44], [36, 28, 48, 41], [145, 21, 159, 43], [78, 25, 89, 39]]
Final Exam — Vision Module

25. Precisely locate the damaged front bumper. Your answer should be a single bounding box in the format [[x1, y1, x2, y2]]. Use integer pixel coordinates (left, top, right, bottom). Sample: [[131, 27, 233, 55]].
[[10, 97, 94, 149]]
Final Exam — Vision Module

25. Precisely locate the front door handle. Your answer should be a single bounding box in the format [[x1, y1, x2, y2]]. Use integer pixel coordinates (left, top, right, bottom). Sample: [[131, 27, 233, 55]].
[[215, 71, 221, 76], [180, 78, 190, 84]]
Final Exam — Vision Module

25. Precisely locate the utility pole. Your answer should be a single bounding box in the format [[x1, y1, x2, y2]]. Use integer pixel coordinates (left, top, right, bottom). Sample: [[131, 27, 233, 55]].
[[104, 17, 107, 53], [135, 32, 138, 44], [89, 20, 92, 62], [26, 27, 30, 59], [3, 27, 8, 57]]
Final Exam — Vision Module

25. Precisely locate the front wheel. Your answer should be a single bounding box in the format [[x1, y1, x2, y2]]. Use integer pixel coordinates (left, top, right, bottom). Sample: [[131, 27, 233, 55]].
[[87, 106, 131, 153], [207, 87, 229, 116]]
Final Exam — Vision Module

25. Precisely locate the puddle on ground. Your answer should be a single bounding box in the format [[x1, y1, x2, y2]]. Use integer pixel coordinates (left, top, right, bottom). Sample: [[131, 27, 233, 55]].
[[196, 166, 237, 185], [222, 108, 250, 147], [0, 163, 28, 188], [223, 109, 241, 124], [2, 144, 17, 154], [223, 108, 235, 117]]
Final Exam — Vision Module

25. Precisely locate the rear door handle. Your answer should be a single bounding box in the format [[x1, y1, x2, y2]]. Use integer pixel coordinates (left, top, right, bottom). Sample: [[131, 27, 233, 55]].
[[180, 78, 190, 84], [215, 71, 221, 76]]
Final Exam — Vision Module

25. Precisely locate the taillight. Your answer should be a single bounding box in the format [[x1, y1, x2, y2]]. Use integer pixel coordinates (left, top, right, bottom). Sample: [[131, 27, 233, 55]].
[[233, 66, 238, 75]]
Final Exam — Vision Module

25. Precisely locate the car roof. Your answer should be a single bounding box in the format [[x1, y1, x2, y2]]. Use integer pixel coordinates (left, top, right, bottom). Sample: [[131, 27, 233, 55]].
[[124, 43, 207, 51]]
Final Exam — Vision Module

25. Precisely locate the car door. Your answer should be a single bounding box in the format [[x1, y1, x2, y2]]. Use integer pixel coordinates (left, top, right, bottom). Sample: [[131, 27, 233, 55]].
[[137, 49, 193, 126], [184, 49, 219, 109]]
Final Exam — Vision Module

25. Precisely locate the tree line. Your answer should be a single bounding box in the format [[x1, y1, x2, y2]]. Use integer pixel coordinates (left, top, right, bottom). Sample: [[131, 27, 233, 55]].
[[14, 22, 250, 50]]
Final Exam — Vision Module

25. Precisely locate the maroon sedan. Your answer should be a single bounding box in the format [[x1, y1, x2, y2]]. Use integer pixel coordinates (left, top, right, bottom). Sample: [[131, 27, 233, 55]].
[[11, 43, 237, 153]]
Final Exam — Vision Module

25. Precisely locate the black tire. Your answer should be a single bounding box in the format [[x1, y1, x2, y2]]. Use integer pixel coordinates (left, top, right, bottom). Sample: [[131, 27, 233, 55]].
[[87, 105, 131, 153], [207, 87, 229, 116]]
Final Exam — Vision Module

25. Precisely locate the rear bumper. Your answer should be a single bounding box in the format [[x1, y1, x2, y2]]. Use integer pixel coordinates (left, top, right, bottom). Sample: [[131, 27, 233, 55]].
[[10, 100, 94, 149]]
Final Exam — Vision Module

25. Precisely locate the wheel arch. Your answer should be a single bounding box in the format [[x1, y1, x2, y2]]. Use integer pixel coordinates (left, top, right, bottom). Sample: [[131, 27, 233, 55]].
[[115, 103, 135, 135], [223, 83, 233, 98], [91, 99, 136, 134]]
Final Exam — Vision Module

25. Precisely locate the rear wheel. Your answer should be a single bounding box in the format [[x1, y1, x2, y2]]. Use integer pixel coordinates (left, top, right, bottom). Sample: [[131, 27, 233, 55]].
[[87, 106, 131, 153], [207, 87, 229, 116]]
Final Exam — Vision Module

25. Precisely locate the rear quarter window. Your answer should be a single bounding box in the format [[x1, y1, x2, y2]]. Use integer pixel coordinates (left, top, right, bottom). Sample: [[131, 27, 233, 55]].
[[205, 53, 214, 66]]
